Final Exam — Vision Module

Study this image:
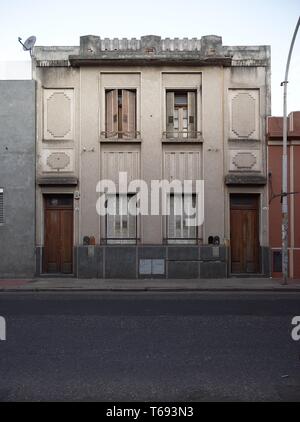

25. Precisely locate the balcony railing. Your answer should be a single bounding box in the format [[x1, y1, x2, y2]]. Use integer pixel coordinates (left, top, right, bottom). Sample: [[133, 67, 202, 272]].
[[164, 237, 203, 245], [101, 237, 139, 245], [101, 131, 141, 140], [162, 131, 203, 141]]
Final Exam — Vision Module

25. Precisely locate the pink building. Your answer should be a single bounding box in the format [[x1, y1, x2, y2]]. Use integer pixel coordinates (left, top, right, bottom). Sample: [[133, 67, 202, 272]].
[[267, 111, 300, 279]]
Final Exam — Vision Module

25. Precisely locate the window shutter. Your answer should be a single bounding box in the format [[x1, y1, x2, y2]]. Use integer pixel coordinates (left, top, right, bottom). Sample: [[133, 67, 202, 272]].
[[0, 189, 3, 224], [122, 90, 136, 139], [106, 90, 118, 138], [174, 196, 183, 238], [106, 196, 115, 239], [188, 92, 196, 138], [183, 195, 196, 239], [168, 196, 175, 238], [166, 92, 175, 138], [128, 195, 137, 239]]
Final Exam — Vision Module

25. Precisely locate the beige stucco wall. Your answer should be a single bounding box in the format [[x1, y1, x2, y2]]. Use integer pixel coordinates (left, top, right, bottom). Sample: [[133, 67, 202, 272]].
[[34, 60, 269, 247]]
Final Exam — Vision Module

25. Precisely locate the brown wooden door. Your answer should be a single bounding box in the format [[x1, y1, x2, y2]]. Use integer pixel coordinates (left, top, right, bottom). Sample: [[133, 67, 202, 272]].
[[44, 195, 73, 274], [230, 194, 260, 274]]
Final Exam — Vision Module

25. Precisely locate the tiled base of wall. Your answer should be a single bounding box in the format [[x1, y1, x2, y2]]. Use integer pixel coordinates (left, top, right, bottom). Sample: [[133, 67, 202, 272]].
[[35, 245, 271, 279]]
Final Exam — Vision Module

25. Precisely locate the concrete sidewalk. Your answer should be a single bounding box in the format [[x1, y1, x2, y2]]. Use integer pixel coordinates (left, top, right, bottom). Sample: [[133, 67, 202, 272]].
[[1, 277, 300, 292]]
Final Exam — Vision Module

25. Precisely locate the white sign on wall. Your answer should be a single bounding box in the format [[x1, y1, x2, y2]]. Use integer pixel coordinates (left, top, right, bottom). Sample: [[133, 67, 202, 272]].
[[0, 316, 6, 341]]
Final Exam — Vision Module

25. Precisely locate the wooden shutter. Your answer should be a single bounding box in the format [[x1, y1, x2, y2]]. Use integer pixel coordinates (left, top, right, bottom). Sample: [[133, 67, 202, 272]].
[[166, 92, 175, 138], [0, 189, 3, 224], [106, 90, 118, 139], [188, 92, 196, 138], [122, 90, 136, 139]]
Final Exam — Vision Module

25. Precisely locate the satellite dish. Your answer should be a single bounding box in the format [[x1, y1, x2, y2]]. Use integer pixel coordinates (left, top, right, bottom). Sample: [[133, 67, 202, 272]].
[[23, 36, 36, 51], [18, 36, 36, 53]]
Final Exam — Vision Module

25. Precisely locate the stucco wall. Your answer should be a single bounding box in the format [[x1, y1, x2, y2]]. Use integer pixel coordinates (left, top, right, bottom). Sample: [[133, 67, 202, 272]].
[[33, 36, 271, 277], [0, 80, 36, 278]]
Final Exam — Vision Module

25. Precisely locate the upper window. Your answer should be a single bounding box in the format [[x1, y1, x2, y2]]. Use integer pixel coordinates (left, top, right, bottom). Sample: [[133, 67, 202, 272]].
[[166, 91, 197, 139], [105, 89, 137, 139]]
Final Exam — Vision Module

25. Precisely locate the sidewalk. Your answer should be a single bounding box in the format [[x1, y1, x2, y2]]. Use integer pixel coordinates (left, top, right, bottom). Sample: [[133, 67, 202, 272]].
[[1, 277, 300, 292]]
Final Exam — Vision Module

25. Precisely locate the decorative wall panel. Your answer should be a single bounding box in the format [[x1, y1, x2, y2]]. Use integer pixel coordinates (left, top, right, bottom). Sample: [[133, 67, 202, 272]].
[[43, 89, 74, 140], [229, 89, 260, 140], [229, 150, 261, 172], [41, 149, 74, 173]]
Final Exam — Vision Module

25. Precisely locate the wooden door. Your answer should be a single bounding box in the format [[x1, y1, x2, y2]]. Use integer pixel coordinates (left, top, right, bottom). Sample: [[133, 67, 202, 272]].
[[44, 195, 73, 274], [230, 194, 260, 274]]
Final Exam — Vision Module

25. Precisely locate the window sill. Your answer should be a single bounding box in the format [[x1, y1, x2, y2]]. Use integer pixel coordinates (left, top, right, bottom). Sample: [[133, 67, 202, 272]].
[[228, 138, 261, 142], [162, 137, 203, 144], [100, 138, 142, 144]]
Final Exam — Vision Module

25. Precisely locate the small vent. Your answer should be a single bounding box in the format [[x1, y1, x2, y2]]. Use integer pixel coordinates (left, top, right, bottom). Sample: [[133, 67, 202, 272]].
[[0, 189, 4, 224]]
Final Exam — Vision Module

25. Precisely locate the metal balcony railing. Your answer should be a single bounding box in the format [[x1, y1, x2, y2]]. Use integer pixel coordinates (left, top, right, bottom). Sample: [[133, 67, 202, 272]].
[[164, 237, 202, 245], [101, 237, 140, 245], [101, 131, 141, 140], [162, 131, 202, 140]]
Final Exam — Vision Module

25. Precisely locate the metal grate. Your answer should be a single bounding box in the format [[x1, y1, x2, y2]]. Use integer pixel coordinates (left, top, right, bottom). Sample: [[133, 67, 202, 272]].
[[0, 189, 4, 224]]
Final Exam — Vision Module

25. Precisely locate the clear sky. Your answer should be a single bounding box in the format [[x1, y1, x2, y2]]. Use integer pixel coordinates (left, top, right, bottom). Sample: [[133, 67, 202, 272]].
[[0, 0, 299, 115]]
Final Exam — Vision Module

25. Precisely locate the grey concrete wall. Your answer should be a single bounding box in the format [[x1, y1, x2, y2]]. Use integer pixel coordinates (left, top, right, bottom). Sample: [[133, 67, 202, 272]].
[[76, 245, 229, 279], [0, 81, 36, 278]]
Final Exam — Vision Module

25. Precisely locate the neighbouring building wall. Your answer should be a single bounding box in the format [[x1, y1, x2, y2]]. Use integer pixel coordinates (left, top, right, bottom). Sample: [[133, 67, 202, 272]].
[[268, 112, 300, 279], [0, 80, 36, 278]]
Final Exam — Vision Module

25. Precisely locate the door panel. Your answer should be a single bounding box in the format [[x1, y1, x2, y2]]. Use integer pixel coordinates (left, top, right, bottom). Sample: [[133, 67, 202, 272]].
[[230, 209, 243, 273], [230, 195, 260, 274], [44, 196, 73, 274], [44, 209, 61, 273], [60, 209, 73, 274]]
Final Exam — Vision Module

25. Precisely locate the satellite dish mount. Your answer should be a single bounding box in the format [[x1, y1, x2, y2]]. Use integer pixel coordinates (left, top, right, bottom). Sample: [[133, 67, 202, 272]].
[[18, 36, 36, 56]]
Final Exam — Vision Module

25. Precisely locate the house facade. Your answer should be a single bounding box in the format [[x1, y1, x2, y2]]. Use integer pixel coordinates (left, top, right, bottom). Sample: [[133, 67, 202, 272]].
[[32, 35, 271, 279], [267, 112, 300, 279]]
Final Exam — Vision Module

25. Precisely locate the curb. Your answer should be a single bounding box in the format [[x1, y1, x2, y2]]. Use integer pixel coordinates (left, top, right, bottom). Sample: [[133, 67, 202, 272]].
[[1, 287, 300, 293]]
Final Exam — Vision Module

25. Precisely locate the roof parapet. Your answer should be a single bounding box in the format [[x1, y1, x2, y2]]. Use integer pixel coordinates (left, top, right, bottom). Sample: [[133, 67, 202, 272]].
[[79, 35, 215, 54], [32, 35, 270, 68]]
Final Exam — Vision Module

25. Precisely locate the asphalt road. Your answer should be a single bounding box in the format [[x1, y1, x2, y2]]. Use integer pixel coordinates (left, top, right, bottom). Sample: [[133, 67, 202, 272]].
[[0, 292, 300, 402]]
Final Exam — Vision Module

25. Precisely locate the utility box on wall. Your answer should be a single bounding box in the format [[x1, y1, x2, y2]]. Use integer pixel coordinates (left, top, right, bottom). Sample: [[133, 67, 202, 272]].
[[139, 259, 165, 276]]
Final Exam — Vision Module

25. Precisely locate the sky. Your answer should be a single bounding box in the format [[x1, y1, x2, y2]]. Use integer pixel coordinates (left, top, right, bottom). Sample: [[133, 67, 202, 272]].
[[0, 0, 299, 115]]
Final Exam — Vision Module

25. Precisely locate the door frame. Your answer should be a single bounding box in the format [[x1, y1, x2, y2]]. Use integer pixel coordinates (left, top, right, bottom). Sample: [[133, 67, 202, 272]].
[[42, 193, 75, 275], [229, 192, 261, 276]]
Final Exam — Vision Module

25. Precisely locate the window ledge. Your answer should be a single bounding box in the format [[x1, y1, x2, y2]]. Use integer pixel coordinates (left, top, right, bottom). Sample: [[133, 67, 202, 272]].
[[225, 174, 267, 185], [162, 137, 203, 144], [228, 138, 261, 142], [100, 138, 142, 144]]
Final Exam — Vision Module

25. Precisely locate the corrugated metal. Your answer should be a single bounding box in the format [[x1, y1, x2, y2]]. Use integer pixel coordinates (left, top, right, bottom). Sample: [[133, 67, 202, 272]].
[[102, 151, 140, 187], [164, 151, 201, 182]]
